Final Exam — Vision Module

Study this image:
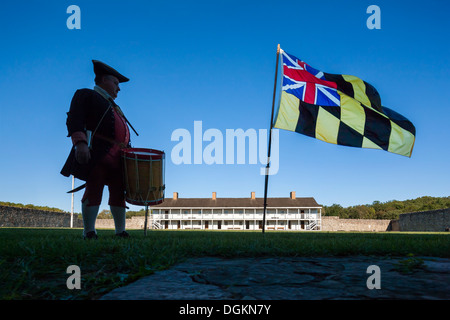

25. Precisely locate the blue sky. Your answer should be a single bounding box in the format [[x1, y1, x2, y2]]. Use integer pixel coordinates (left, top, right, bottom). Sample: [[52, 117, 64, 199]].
[[0, 0, 449, 213]]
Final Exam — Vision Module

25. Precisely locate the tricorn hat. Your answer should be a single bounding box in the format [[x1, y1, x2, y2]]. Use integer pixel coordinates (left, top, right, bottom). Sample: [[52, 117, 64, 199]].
[[92, 60, 129, 83]]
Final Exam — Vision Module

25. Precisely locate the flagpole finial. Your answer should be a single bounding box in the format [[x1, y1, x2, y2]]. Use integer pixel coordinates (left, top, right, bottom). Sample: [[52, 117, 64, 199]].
[[277, 44, 280, 54]]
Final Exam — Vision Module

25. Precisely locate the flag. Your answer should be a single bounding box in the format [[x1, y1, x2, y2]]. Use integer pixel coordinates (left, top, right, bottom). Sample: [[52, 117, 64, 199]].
[[273, 49, 416, 157]]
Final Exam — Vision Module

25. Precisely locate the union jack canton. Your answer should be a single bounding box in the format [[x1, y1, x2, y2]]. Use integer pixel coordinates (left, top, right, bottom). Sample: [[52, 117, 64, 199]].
[[281, 50, 341, 107]]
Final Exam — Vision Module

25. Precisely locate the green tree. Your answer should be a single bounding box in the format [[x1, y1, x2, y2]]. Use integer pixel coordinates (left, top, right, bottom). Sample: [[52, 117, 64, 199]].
[[323, 204, 344, 217], [97, 209, 112, 219]]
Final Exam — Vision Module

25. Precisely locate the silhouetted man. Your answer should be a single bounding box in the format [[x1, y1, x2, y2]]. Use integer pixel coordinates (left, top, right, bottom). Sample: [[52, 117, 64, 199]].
[[61, 60, 133, 239]]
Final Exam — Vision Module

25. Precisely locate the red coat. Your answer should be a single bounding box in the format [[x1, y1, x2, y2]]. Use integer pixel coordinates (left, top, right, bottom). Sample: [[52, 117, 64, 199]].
[[61, 88, 130, 181]]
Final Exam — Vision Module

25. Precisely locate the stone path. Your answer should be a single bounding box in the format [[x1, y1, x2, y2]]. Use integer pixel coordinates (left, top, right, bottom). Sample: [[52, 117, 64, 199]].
[[100, 256, 450, 300]]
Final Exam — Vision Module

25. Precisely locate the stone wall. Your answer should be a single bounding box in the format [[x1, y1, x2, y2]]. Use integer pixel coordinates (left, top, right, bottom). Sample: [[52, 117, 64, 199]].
[[321, 216, 391, 232], [0, 205, 83, 228], [389, 219, 400, 231], [96, 216, 146, 230], [399, 208, 450, 232], [2, 205, 449, 232], [0, 205, 148, 230]]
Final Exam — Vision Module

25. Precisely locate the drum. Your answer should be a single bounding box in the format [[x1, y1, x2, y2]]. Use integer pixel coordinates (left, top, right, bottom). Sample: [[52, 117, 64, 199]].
[[121, 148, 165, 206]]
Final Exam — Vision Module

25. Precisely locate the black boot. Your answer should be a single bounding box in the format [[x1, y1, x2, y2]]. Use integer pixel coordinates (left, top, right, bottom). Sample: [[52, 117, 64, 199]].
[[115, 231, 130, 238], [84, 231, 98, 240]]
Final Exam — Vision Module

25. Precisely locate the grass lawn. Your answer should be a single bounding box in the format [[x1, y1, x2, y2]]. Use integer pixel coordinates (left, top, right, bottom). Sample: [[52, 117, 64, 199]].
[[0, 228, 448, 300]]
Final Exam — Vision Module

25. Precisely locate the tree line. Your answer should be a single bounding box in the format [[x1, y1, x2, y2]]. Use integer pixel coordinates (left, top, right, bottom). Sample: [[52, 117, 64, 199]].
[[0, 202, 66, 213], [322, 196, 450, 220]]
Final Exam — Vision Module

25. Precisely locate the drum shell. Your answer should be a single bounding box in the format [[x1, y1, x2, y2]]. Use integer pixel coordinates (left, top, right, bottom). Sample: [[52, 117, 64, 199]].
[[122, 148, 165, 206]]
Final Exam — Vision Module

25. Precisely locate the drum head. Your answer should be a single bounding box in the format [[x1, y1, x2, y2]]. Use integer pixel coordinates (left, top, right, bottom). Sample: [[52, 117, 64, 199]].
[[122, 148, 165, 160]]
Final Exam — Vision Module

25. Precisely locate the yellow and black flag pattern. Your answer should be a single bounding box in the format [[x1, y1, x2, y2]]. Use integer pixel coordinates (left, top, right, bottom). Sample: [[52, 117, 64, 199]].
[[273, 49, 416, 157]]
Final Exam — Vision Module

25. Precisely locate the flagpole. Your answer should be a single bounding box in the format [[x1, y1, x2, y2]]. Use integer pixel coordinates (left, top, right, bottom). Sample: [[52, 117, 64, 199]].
[[262, 44, 280, 234]]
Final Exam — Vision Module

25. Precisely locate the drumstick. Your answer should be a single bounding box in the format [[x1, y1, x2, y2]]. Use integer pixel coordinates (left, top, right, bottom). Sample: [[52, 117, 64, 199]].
[[124, 115, 139, 136]]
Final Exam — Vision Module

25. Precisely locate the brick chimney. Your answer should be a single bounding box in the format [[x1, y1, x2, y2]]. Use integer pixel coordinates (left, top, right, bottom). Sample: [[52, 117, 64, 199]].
[[212, 192, 217, 200], [251, 192, 256, 199], [290, 191, 296, 200], [173, 192, 178, 200]]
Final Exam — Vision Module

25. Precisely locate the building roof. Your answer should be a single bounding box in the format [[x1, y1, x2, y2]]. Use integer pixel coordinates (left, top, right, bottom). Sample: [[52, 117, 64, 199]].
[[152, 197, 321, 208]]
